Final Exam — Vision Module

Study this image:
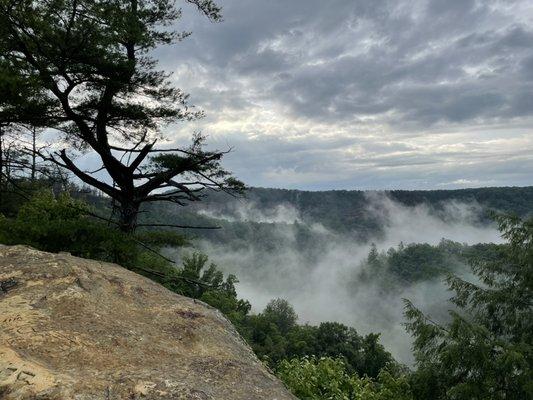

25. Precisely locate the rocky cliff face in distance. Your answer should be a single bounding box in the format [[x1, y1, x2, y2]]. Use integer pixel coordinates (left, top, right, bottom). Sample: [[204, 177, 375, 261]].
[[0, 245, 296, 400]]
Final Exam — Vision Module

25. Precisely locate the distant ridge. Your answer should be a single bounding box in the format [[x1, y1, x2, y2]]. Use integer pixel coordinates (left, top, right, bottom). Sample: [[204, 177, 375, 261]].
[[142, 186, 532, 241], [192, 185, 533, 217]]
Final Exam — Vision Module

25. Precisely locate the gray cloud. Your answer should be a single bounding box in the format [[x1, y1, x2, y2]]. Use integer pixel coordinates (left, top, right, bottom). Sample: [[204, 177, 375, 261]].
[[151, 0, 533, 189]]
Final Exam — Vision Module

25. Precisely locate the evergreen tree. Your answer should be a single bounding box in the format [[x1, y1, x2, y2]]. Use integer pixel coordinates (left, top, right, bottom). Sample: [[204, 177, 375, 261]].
[[0, 0, 243, 232], [368, 242, 379, 266], [405, 215, 533, 400]]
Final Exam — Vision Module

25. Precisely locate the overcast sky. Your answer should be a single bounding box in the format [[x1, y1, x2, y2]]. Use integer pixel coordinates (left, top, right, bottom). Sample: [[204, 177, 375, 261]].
[[154, 0, 533, 190]]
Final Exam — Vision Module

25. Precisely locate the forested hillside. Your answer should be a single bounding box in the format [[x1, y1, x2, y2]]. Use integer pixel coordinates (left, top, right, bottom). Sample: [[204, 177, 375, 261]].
[[194, 186, 533, 220], [142, 186, 533, 244]]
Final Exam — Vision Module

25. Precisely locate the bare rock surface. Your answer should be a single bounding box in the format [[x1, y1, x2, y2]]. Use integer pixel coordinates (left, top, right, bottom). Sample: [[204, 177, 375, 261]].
[[0, 245, 296, 400]]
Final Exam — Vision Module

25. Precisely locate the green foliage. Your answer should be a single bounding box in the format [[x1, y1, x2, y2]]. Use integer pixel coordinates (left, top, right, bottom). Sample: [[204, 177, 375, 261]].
[[242, 311, 396, 379], [277, 357, 357, 400], [357, 239, 503, 288], [159, 251, 252, 320], [0, 179, 58, 217], [0, 191, 134, 263], [404, 215, 533, 400], [263, 298, 298, 335], [0, 190, 188, 271], [276, 356, 413, 400], [387, 243, 449, 282]]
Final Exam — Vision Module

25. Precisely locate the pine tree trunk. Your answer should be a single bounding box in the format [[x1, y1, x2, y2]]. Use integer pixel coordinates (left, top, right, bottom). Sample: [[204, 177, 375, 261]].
[[31, 127, 37, 181], [118, 201, 140, 233]]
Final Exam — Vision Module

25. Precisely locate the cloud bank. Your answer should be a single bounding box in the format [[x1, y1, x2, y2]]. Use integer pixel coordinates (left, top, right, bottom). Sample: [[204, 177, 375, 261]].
[[148, 0, 533, 190]]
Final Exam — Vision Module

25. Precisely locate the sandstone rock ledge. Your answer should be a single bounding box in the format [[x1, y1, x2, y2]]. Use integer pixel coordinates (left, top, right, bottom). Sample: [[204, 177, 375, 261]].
[[0, 245, 296, 400]]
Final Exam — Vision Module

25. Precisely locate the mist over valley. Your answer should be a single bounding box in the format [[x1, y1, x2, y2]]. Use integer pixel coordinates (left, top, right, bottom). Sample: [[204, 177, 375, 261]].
[[160, 187, 529, 364]]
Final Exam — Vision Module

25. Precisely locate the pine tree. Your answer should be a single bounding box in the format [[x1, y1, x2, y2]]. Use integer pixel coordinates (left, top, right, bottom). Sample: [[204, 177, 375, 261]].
[[404, 215, 533, 400], [0, 0, 243, 232]]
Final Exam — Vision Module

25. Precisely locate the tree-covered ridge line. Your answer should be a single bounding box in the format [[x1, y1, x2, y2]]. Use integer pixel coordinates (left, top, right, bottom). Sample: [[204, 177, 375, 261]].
[[191, 185, 533, 217], [143, 186, 533, 241]]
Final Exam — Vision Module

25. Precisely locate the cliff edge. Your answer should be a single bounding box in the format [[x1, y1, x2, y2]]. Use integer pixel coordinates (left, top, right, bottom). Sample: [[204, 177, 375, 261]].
[[0, 245, 296, 399]]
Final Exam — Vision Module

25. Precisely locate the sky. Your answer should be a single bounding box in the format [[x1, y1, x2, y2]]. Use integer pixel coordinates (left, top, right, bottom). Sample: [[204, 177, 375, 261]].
[[152, 0, 533, 191]]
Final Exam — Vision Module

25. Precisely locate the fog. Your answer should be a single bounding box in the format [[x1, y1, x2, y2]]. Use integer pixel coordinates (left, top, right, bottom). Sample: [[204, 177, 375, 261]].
[[173, 193, 503, 364]]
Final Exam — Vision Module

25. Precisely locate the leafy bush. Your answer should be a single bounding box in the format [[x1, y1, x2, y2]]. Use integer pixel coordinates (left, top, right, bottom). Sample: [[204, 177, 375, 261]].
[[276, 356, 413, 400], [0, 191, 134, 262], [0, 190, 187, 272]]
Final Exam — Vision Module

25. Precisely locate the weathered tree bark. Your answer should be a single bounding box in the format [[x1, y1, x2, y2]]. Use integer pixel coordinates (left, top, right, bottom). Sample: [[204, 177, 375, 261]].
[[118, 201, 140, 233]]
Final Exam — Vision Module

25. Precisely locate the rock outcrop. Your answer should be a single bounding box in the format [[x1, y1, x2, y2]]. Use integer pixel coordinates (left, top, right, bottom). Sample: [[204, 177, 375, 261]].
[[0, 245, 296, 399]]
